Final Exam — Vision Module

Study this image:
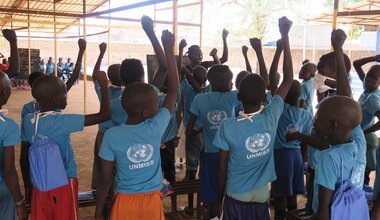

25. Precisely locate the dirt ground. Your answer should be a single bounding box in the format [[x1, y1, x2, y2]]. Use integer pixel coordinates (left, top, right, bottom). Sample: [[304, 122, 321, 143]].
[[6, 80, 375, 220]]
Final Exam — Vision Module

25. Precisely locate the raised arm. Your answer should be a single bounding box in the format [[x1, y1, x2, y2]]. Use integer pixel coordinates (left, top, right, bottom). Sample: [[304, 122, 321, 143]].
[[84, 71, 111, 126], [2, 29, 19, 77], [269, 39, 283, 96], [182, 67, 202, 92], [142, 15, 168, 90], [353, 55, 380, 82], [161, 30, 179, 113], [220, 28, 229, 64], [177, 39, 187, 80], [66, 39, 86, 91], [242, 45, 252, 73], [209, 48, 221, 64], [250, 38, 269, 87], [331, 29, 351, 97], [93, 42, 107, 72], [275, 17, 294, 99], [286, 131, 330, 151]]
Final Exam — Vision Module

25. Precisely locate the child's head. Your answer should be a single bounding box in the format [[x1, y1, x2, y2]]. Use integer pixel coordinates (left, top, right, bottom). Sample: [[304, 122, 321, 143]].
[[187, 45, 203, 65], [58, 57, 63, 62], [32, 75, 67, 110], [299, 63, 317, 80], [0, 71, 11, 106], [67, 58, 71, 63], [314, 96, 361, 140], [28, 71, 44, 88], [317, 52, 351, 79], [2, 58, 7, 64], [193, 66, 207, 87], [207, 64, 233, 92], [48, 57, 53, 62], [285, 80, 301, 106], [107, 64, 123, 86], [120, 59, 144, 85], [235, 71, 251, 89], [121, 82, 158, 120], [364, 65, 380, 91], [302, 59, 310, 65], [237, 74, 266, 106]]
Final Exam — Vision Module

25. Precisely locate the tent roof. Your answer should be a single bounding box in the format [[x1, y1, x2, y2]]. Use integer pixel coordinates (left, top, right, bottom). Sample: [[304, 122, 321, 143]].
[[306, 0, 380, 27]]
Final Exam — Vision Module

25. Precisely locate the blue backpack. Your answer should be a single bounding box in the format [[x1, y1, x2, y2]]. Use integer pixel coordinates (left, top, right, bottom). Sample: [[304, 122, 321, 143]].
[[29, 112, 68, 192], [330, 150, 369, 220]]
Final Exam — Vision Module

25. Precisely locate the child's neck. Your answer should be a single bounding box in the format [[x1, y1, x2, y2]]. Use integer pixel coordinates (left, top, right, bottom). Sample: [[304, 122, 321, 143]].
[[329, 131, 351, 146], [39, 104, 57, 113], [126, 116, 145, 125], [243, 104, 262, 114]]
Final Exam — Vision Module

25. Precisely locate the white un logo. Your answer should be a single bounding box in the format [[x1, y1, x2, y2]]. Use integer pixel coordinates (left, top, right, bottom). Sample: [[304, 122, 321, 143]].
[[126, 144, 154, 163], [245, 133, 271, 154], [207, 110, 227, 125]]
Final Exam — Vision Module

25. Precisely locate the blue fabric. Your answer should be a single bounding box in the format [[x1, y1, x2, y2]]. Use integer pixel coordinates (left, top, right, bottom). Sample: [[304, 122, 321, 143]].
[[0, 115, 20, 182], [21, 113, 85, 178], [0, 180, 16, 219], [199, 152, 219, 203], [181, 79, 211, 128], [274, 104, 313, 149], [358, 89, 380, 130], [213, 95, 284, 193], [300, 78, 314, 115], [374, 147, 380, 200], [223, 195, 270, 220], [312, 139, 366, 212], [21, 101, 40, 119], [264, 91, 273, 106], [99, 108, 171, 194], [46, 62, 55, 75], [158, 93, 181, 143], [190, 91, 241, 153], [29, 137, 68, 191]]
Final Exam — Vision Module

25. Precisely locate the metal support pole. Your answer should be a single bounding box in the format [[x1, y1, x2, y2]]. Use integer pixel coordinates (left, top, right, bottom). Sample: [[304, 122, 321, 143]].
[[54, 1, 58, 76], [199, 0, 204, 48], [108, 0, 111, 67], [173, 0, 178, 54], [28, 0, 31, 75], [83, 0, 87, 114], [332, 0, 339, 31]]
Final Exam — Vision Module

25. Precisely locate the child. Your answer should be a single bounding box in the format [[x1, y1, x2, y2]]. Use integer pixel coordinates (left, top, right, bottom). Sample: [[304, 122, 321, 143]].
[[20, 40, 111, 220], [299, 62, 316, 115], [186, 63, 241, 218], [91, 42, 124, 189], [353, 54, 380, 188], [20, 39, 84, 201], [94, 29, 179, 220], [0, 29, 27, 220], [213, 17, 294, 220]]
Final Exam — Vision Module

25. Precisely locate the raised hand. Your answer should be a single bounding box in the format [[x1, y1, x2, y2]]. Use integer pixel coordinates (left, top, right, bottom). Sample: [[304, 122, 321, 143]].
[[331, 29, 347, 51], [249, 38, 262, 51], [141, 15, 154, 34], [99, 42, 107, 54], [276, 39, 284, 51], [179, 39, 187, 50], [222, 28, 229, 39], [78, 38, 87, 51], [209, 48, 218, 57], [278, 16, 293, 36], [2, 29, 17, 43], [93, 71, 108, 84], [242, 45, 248, 55], [161, 30, 175, 51]]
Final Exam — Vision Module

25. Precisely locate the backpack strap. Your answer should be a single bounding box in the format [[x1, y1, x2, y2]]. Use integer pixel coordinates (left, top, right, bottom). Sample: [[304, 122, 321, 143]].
[[337, 149, 344, 184], [32, 111, 59, 143], [336, 147, 358, 184], [0, 109, 8, 122], [237, 105, 264, 122]]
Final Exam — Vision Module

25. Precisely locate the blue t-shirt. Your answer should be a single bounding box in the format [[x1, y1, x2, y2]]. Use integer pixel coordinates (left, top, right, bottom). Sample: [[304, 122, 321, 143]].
[[300, 78, 314, 116], [158, 93, 181, 143], [213, 95, 284, 193], [21, 113, 85, 178], [358, 89, 380, 130], [312, 127, 366, 212], [21, 101, 40, 119], [94, 81, 124, 133], [180, 79, 211, 128], [0, 114, 20, 182], [99, 108, 171, 194], [274, 104, 313, 149], [190, 91, 241, 153], [264, 91, 273, 106], [46, 62, 55, 75]]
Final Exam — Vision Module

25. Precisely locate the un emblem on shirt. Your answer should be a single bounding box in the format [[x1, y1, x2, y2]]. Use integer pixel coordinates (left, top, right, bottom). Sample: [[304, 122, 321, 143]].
[[207, 110, 227, 126], [352, 164, 365, 186], [126, 144, 154, 163], [245, 133, 271, 154]]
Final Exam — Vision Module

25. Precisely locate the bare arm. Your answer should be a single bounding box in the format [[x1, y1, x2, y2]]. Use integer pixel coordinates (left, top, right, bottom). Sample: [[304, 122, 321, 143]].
[[353, 55, 380, 82], [242, 45, 252, 73], [210, 48, 221, 64], [95, 159, 114, 219], [269, 39, 283, 96], [2, 29, 19, 77], [364, 111, 380, 134], [20, 141, 32, 203], [93, 43, 107, 72], [220, 29, 229, 64], [217, 150, 229, 215], [286, 131, 330, 150], [161, 30, 179, 113], [66, 39, 86, 92], [185, 113, 202, 136], [177, 39, 187, 81], [314, 185, 334, 220], [331, 29, 351, 97], [275, 17, 294, 99], [182, 67, 202, 92], [250, 38, 269, 87], [84, 71, 111, 126], [371, 195, 380, 220]]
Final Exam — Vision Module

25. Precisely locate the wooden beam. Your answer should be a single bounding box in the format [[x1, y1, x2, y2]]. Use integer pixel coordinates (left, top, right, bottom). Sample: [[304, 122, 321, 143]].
[[173, 0, 178, 54], [155, 1, 201, 11], [95, 16, 201, 27], [338, 10, 380, 16], [0, 7, 83, 18]]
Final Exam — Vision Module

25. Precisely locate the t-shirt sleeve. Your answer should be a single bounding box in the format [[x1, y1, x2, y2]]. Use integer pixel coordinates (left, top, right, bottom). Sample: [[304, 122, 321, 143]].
[[303, 112, 313, 134], [316, 152, 340, 190], [213, 120, 230, 151], [151, 108, 171, 137], [299, 83, 308, 100], [229, 90, 241, 107], [3, 120, 20, 146], [62, 114, 85, 133], [98, 131, 115, 161], [264, 95, 284, 124], [21, 105, 28, 119], [190, 95, 201, 116], [368, 94, 380, 116]]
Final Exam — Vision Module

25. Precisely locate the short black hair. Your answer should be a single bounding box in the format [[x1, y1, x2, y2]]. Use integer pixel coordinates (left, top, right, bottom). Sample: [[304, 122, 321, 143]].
[[235, 71, 250, 89], [318, 52, 351, 74], [32, 75, 65, 102], [120, 59, 144, 85], [107, 64, 122, 86], [207, 64, 233, 92], [188, 45, 201, 56], [28, 71, 44, 88], [238, 74, 266, 106], [121, 82, 157, 117], [285, 80, 301, 105]]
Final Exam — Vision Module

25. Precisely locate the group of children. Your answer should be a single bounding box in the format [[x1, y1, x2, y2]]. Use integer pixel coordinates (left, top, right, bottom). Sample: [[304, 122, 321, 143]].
[[1, 14, 380, 220]]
